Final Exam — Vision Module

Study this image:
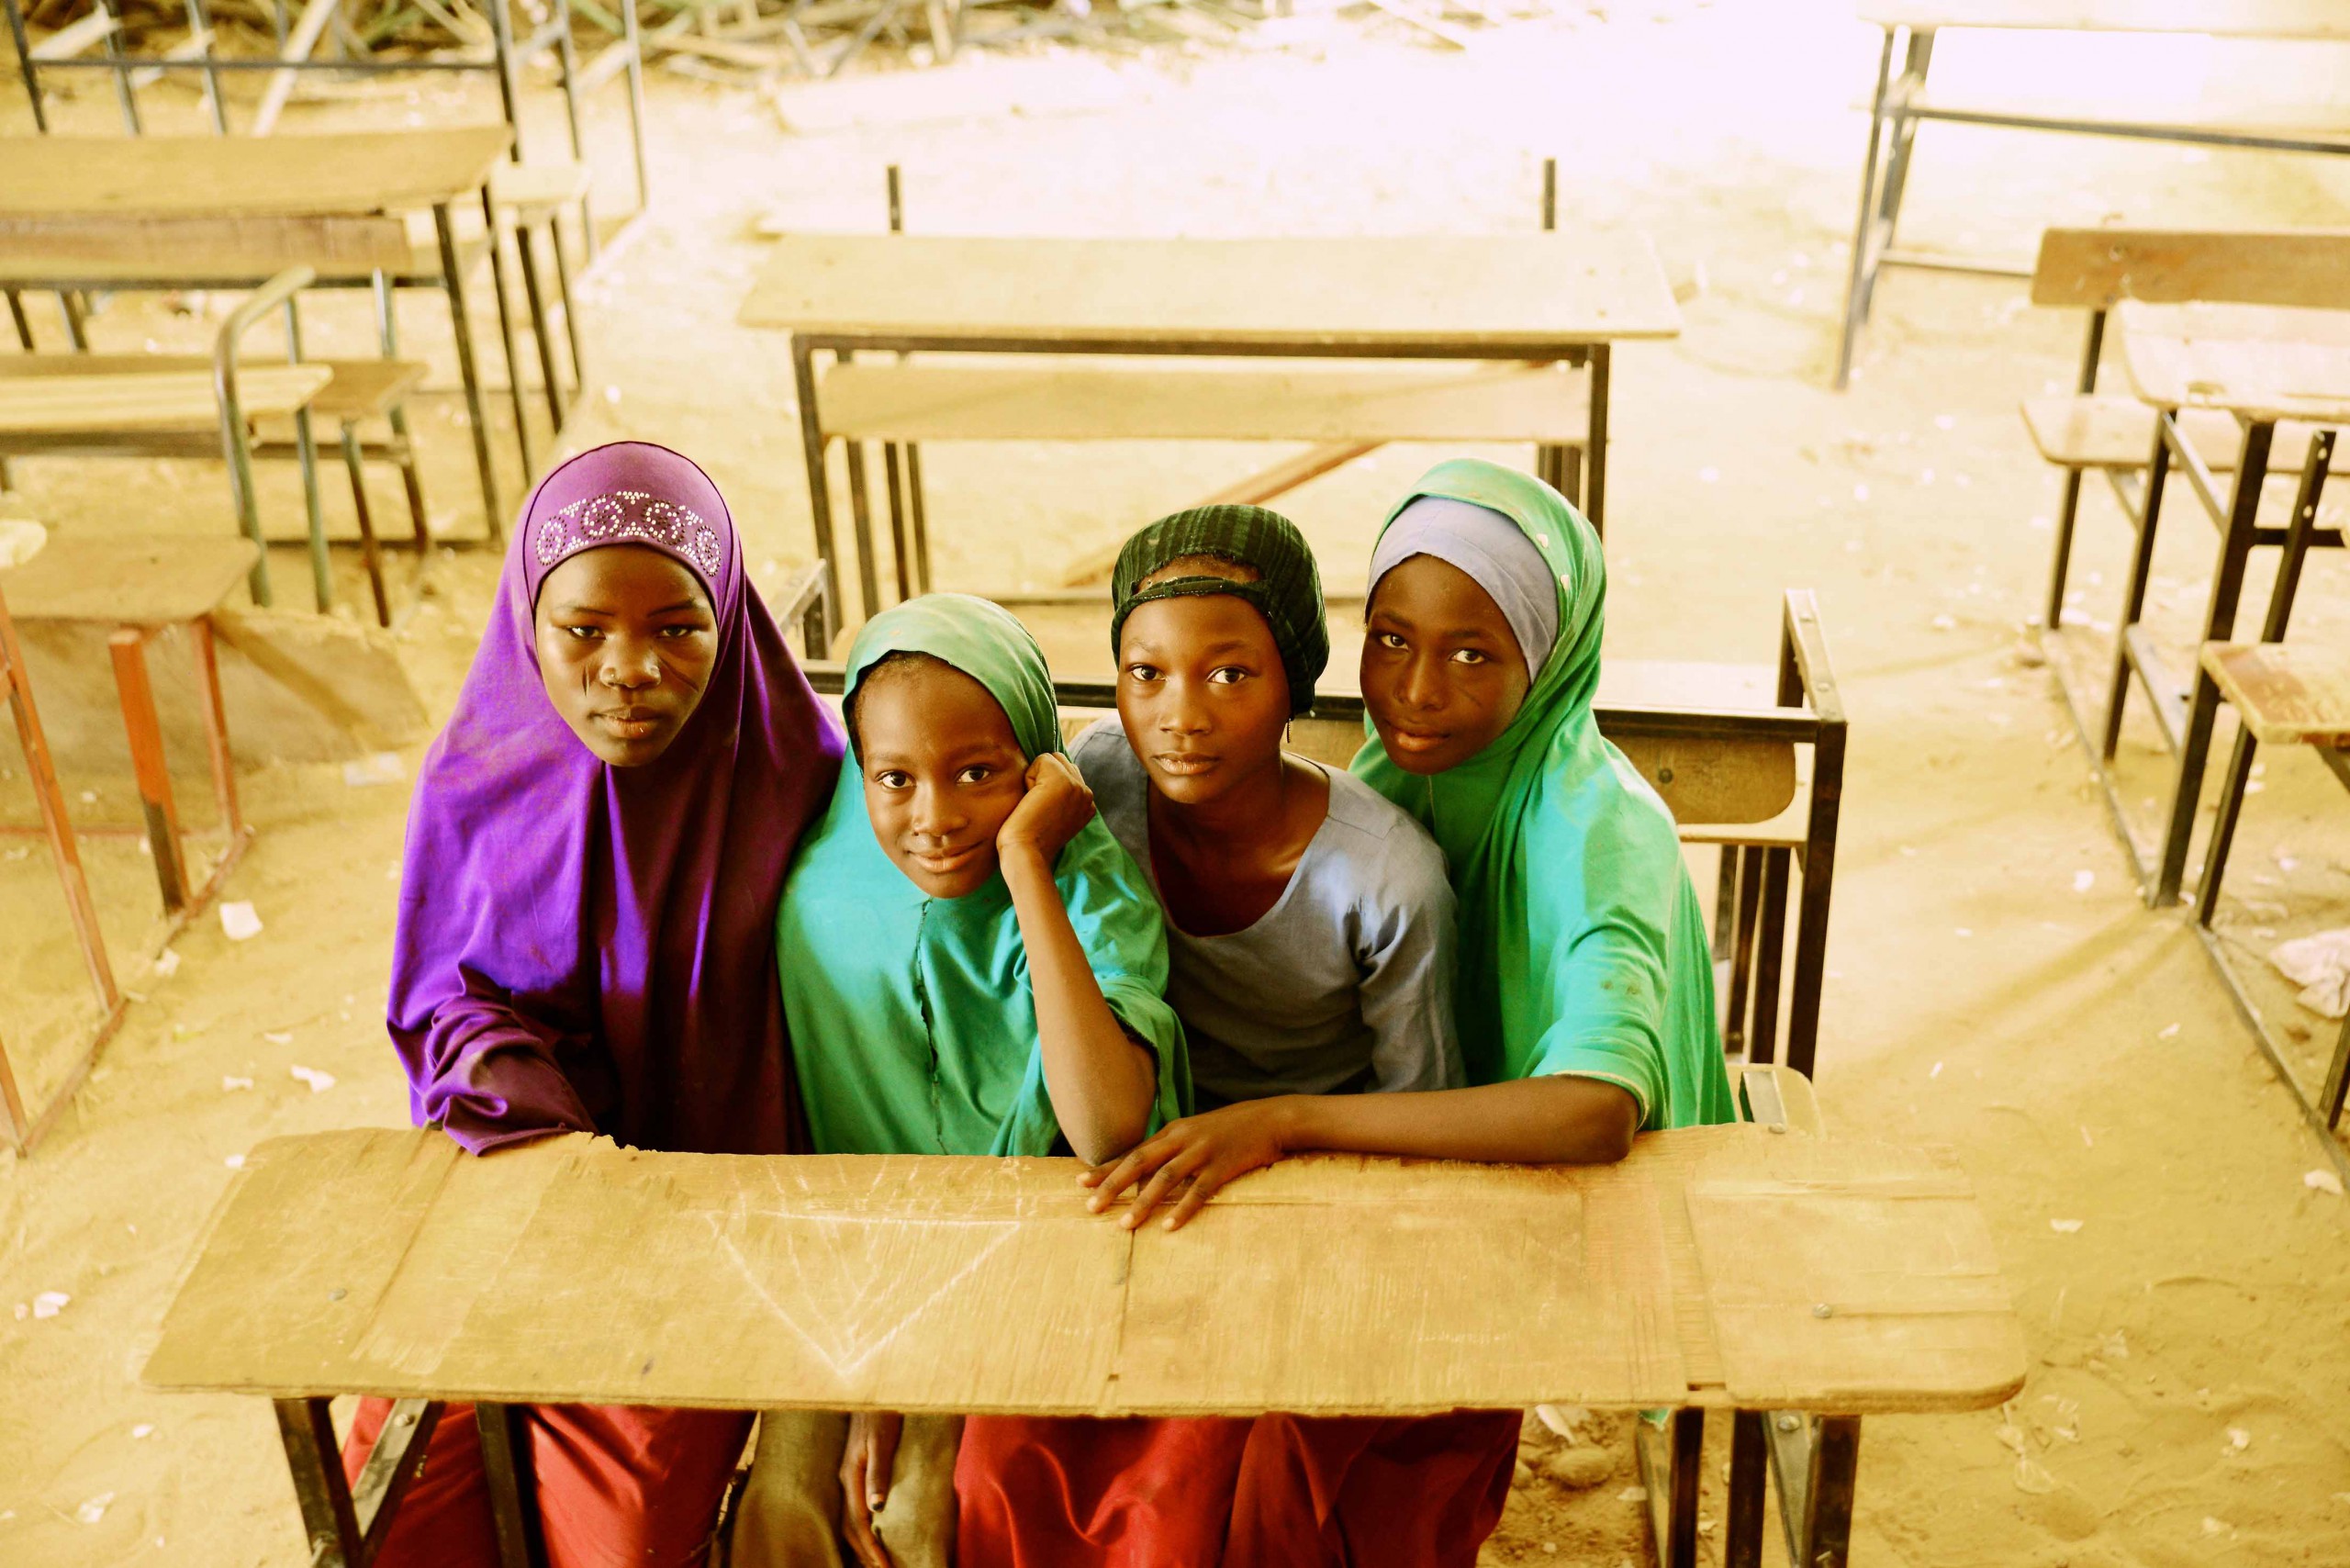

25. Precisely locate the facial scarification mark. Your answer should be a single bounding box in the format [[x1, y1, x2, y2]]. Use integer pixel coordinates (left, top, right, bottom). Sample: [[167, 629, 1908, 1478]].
[[700, 1186, 1022, 1381]]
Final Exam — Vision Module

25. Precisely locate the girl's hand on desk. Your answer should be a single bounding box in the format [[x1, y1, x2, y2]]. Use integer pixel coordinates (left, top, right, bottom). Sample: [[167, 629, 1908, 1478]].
[[997, 753, 1096, 868], [838, 1410, 902, 1568], [1080, 1097, 1303, 1232]]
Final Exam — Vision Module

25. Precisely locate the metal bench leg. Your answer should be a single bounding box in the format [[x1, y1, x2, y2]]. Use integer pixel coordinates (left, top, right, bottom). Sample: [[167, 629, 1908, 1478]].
[[513, 219, 567, 436], [481, 185, 537, 482], [883, 442, 912, 602], [435, 204, 504, 535], [341, 424, 391, 628], [2194, 727, 2256, 931], [1854, 32, 1931, 331], [61, 289, 89, 352], [1832, 26, 1897, 390], [189, 616, 242, 842], [2, 595, 119, 1018], [388, 404, 434, 555], [6, 288, 29, 350], [2322, 1003, 2350, 1131], [1584, 343, 1609, 536], [2153, 421, 2274, 905], [2098, 413, 2177, 762], [621, 0, 651, 220], [476, 1402, 547, 1568], [1767, 1413, 1862, 1568], [1724, 1410, 1767, 1568], [108, 628, 188, 913], [1746, 846, 1791, 1066], [547, 210, 588, 398], [274, 1398, 360, 1568], [790, 337, 843, 646], [2043, 310, 2107, 629], [1724, 846, 1762, 1055], [905, 442, 932, 595]]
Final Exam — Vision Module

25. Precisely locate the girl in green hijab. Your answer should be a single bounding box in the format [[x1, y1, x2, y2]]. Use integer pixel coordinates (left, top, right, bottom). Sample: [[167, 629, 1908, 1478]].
[[739, 592, 1186, 1568]]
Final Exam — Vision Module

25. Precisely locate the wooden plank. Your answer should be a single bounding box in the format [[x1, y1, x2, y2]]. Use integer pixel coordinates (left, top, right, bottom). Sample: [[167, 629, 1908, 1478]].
[[2202, 641, 2350, 746], [742, 234, 1682, 347], [2, 538, 263, 625], [1862, 0, 2350, 36], [28, 9, 119, 59], [2117, 300, 2350, 425], [2020, 394, 2325, 472], [0, 214, 414, 281], [817, 363, 1592, 442], [488, 160, 594, 216], [2031, 229, 2350, 312], [144, 1126, 2022, 1417], [0, 129, 512, 220], [0, 365, 330, 435]]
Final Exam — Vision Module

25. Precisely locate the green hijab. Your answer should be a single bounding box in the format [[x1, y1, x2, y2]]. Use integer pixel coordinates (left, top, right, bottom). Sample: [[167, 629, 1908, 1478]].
[[778, 593, 1190, 1157], [1352, 461, 1734, 1130]]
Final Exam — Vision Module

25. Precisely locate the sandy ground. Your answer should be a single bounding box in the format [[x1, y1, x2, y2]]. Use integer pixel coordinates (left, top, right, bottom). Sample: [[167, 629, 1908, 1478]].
[[9, 2, 2350, 1562]]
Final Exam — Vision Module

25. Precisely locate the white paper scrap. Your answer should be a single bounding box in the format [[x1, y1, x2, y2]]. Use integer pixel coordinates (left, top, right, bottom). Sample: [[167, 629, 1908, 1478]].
[[290, 1065, 336, 1094], [342, 752, 406, 788], [32, 1291, 69, 1318], [2306, 1170, 2344, 1196], [218, 902, 263, 941]]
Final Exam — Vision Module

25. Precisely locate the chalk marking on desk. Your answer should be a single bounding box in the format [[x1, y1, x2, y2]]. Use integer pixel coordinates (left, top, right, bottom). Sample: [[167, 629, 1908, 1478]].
[[703, 1199, 1020, 1381]]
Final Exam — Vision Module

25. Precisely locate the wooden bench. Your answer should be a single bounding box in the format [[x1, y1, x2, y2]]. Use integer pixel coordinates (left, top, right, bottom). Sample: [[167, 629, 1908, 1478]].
[[0, 352, 432, 627], [0, 556, 124, 1156], [1, 534, 256, 933], [2185, 640, 2350, 1186], [1835, 4, 2350, 387], [2022, 230, 2350, 903]]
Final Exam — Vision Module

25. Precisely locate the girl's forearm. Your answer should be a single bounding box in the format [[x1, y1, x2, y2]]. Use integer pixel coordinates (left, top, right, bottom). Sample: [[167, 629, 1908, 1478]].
[[1279, 1075, 1640, 1166], [1001, 846, 1158, 1164]]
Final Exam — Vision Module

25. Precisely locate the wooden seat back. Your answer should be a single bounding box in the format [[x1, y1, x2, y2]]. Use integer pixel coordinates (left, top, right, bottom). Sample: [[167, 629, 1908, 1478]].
[[2031, 228, 2350, 313]]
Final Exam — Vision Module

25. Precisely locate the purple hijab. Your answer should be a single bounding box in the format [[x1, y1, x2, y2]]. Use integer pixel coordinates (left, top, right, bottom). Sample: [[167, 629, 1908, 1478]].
[[389, 442, 844, 1155]]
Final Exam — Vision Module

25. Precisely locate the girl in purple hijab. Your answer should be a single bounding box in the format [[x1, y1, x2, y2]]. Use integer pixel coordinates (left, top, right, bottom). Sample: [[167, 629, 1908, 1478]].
[[343, 441, 845, 1568]]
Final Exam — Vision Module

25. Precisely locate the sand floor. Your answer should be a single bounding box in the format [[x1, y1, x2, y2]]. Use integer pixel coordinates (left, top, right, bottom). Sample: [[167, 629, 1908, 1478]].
[[8, 2, 2350, 1562]]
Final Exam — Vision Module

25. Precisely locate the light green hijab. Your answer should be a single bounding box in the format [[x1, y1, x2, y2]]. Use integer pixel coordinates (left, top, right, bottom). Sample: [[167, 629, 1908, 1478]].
[[1352, 461, 1734, 1130], [778, 593, 1190, 1157]]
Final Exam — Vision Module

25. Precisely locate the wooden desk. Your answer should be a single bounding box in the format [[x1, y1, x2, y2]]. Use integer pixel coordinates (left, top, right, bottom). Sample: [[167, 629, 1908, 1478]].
[[148, 1123, 2019, 1568], [2068, 300, 2350, 907], [0, 129, 521, 527], [740, 232, 1680, 633], [5, 536, 256, 929], [1833, 4, 2350, 387]]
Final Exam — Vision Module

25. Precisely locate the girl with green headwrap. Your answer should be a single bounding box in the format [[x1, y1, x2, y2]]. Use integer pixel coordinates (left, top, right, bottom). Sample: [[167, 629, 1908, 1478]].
[[736, 593, 1186, 1568]]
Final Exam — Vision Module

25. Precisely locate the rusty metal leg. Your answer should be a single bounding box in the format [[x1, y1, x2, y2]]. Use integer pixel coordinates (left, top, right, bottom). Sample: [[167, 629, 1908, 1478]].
[[1, 596, 116, 1013], [1747, 846, 1791, 1066], [476, 1403, 546, 1568], [188, 617, 242, 843], [274, 1397, 360, 1568], [389, 403, 433, 555], [107, 628, 187, 915], [1724, 846, 1762, 1056], [1725, 1411, 1766, 1568], [1666, 1408, 1702, 1568], [1584, 342, 1609, 537], [350, 1399, 443, 1562], [1804, 1417, 1862, 1568], [341, 424, 391, 628]]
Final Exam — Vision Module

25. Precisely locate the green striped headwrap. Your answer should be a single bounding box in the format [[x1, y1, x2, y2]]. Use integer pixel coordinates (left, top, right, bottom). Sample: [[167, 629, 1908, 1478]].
[[1108, 505, 1328, 717]]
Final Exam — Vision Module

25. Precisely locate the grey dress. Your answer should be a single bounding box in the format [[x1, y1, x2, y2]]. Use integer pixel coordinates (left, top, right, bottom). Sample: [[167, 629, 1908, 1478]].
[[1070, 719, 1463, 1109]]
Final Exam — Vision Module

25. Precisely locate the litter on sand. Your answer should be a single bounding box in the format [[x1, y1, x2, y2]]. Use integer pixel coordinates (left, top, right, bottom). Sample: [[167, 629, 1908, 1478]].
[[2049, 1219, 2083, 1233], [153, 948, 182, 978], [32, 1291, 69, 1318], [218, 902, 264, 942], [2159, 1024, 2182, 1040], [224, 1154, 246, 1170], [290, 1066, 337, 1093], [2072, 870, 2095, 893], [263, 1031, 293, 1046], [2266, 929, 2350, 1018], [75, 1494, 112, 1525], [221, 1075, 252, 1092], [342, 752, 407, 788], [1616, 1486, 1648, 1504], [2306, 1170, 2344, 1196]]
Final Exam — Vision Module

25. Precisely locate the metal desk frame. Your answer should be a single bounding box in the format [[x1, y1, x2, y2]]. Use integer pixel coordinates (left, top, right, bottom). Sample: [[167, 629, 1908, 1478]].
[[1833, 17, 2350, 389]]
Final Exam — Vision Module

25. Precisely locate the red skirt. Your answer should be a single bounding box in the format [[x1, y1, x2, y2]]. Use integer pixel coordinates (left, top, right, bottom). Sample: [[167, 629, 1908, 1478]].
[[955, 1409, 1517, 1568], [341, 1396, 751, 1568], [956, 1416, 1253, 1568]]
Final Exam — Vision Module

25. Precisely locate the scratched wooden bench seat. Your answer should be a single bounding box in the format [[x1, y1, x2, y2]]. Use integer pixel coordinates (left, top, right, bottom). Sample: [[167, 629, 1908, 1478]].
[[1834, 3, 2350, 386], [0, 352, 432, 626], [2178, 641, 2350, 1186]]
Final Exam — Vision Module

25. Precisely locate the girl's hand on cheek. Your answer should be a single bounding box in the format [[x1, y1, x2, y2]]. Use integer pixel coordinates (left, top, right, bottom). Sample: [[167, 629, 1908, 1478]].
[[997, 753, 1097, 867], [1079, 1099, 1303, 1231]]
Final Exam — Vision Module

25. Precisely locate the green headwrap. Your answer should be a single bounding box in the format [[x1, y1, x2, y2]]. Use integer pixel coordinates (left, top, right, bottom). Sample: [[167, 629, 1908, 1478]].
[[778, 593, 1191, 1157], [1109, 505, 1328, 716], [1351, 461, 1734, 1132]]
